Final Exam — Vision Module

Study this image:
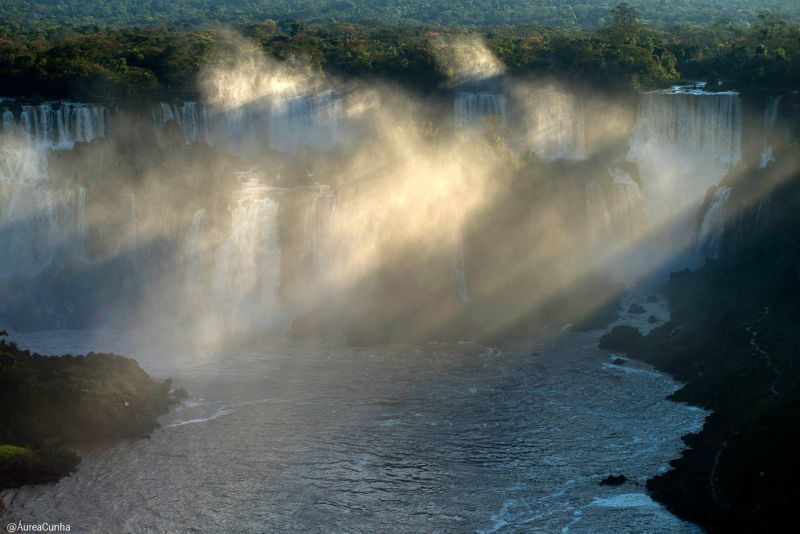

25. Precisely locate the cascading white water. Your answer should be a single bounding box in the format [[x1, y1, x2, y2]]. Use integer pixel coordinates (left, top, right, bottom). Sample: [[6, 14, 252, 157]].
[[454, 92, 507, 131], [0, 146, 81, 276], [153, 101, 212, 145], [697, 186, 732, 259], [155, 91, 343, 153], [8, 102, 107, 149], [213, 177, 281, 325], [759, 95, 784, 168], [267, 91, 342, 153], [627, 88, 742, 266], [182, 176, 282, 329], [628, 88, 741, 216], [585, 181, 613, 249], [517, 86, 585, 160], [0, 102, 106, 276], [2, 108, 15, 136], [608, 167, 647, 240]]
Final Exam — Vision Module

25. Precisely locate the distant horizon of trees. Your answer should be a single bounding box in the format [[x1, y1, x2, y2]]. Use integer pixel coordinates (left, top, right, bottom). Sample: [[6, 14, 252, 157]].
[[0, 3, 797, 103], [1, 1, 799, 37]]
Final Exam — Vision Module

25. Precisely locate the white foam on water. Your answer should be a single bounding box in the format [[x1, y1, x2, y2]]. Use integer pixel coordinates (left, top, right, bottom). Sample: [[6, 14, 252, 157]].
[[591, 493, 658, 508], [167, 407, 233, 428]]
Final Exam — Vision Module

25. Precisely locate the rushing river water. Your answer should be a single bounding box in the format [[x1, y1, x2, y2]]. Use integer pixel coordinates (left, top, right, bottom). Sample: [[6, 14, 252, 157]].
[[1, 300, 705, 533]]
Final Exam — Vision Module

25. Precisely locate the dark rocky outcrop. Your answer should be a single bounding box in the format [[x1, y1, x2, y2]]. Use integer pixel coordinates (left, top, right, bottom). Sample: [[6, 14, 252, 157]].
[[598, 325, 642, 351], [600, 158, 800, 533], [600, 474, 628, 486], [0, 340, 182, 489]]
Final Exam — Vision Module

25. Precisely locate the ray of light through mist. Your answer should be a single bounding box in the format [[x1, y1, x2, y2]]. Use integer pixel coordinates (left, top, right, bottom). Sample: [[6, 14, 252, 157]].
[[1, 33, 791, 353]]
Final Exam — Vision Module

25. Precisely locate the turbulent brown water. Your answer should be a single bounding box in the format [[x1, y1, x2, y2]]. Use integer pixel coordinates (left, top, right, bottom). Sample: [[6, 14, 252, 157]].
[[1, 299, 705, 533]]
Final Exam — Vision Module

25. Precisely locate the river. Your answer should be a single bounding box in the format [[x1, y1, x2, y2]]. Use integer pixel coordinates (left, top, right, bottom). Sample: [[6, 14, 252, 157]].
[[1, 299, 705, 533]]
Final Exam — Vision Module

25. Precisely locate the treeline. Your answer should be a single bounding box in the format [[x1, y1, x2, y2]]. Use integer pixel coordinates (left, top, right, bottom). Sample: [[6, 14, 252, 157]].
[[1, 1, 798, 33], [0, 6, 798, 102]]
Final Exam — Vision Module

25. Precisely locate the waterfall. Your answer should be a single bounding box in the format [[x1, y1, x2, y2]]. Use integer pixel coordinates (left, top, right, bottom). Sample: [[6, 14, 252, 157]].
[[0, 146, 75, 275], [267, 91, 342, 153], [454, 92, 507, 131], [518, 87, 585, 160], [585, 181, 613, 249], [181, 177, 282, 327], [9, 102, 107, 149], [759, 95, 784, 168], [0, 101, 106, 277], [608, 167, 646, 240], [2, 108, 15, 136], [156, 92, 343, 153], [213, 178, 281, 324], [697, 186, 732, 259], [628, 89, 741, 217], [153, 101, 212, 145]]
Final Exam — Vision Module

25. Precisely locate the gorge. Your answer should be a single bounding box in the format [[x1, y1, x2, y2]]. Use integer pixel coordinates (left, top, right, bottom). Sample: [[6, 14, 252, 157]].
[[0, 32, 798, 532]]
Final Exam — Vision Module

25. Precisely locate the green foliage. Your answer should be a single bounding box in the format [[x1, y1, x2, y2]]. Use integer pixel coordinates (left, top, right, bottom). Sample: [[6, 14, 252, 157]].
[[0, 341, 176, 488], [1, 13, 797, 102], [0, 443, 80, 489], [0, 1, 798, 32]]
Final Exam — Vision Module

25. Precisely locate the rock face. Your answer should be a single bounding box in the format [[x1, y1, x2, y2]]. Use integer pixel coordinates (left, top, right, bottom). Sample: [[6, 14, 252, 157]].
[[598, 325, 642, 351], [600, 159, 800, 534], [599, 474, 627, 486], [0, 340, 181, 489]]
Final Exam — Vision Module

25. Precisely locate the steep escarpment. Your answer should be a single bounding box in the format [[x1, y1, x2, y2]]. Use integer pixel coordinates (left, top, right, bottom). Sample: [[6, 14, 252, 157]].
[[600, 146, 800, 533]]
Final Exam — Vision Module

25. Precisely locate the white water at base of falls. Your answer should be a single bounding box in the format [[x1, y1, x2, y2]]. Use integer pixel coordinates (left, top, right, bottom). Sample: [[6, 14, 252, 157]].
[[697, 186, 732, 259]]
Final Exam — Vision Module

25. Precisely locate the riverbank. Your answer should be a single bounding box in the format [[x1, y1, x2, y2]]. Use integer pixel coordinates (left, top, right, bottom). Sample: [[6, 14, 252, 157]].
[[0, 338, 184, 492], [600, 258, 800, 532], [0, 323, 704, 532]]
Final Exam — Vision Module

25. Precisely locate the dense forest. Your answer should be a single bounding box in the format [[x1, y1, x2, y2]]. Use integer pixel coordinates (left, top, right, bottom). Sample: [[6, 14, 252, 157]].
[[1, 0, 799, 33], [0, 5, 798, 103]]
